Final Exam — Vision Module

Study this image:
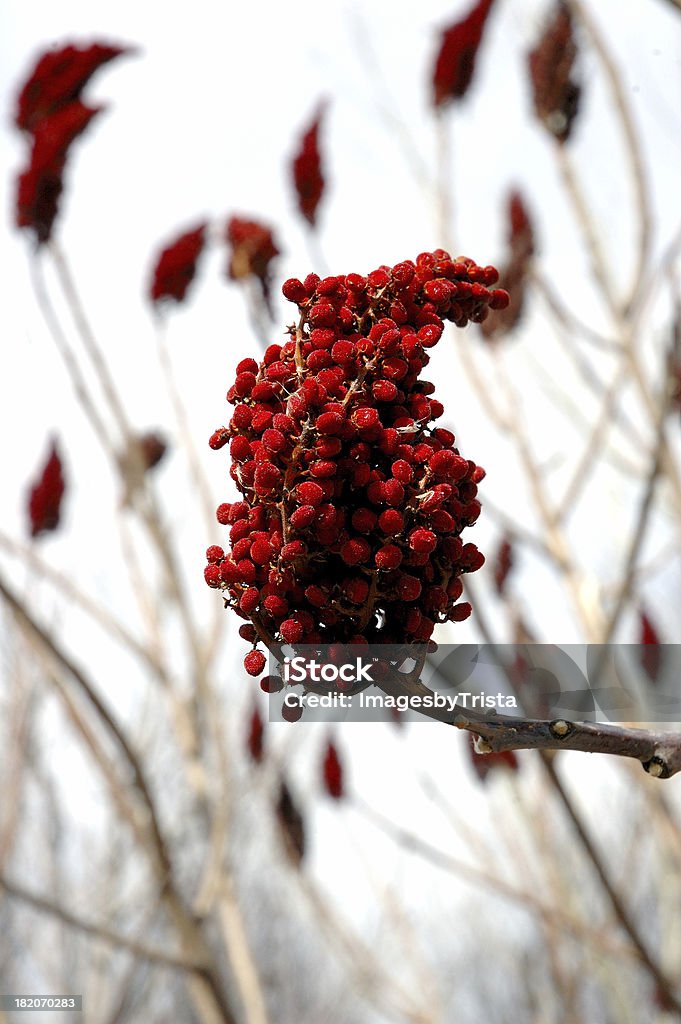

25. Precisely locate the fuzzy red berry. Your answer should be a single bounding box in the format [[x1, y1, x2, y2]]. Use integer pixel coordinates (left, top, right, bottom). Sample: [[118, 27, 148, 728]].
[[244, 650, 266, 676], [282, 278, 307, 303], [296, 481, 324, 506], [372, 380, 399, 402], [340, 538, 371, 566], [204, 564, 222, 588], [280, 618, 305, 644], [375, 544, 403, 570], [409, 528, 437, 554]]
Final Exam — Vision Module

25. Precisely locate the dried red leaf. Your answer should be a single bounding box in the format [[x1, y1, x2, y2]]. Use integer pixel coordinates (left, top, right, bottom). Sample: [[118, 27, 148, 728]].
[[432, 0, 496, 108], [149, 223, 207, 305], [639, 610, 662, 681], [15, 42, 130, 133], [291, 105, 326, 227], [481, 190, 535, 340], [508, 192, 535, 263], [246, 705, 265, 763], [16, 101, 102, 243], [528, 2, 581, 143], [493, 536, 514, 594], [467, 732, 518, 783], [27, 440, 66, 538], [138, 431, 168, 471], [275, 780, 305, 865], [321, 739, 344, 799], [225, 216, 280, 313]]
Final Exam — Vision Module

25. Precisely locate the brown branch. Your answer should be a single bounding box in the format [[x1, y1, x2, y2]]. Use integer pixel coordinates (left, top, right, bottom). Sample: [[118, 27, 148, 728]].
[[0, 876, 204, 974], [377, 670, 681, 779], [540, 755, 681, 1015]]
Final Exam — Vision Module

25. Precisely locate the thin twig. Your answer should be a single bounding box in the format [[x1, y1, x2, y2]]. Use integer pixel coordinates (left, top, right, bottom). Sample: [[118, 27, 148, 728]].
[[540, 755, 681, 1015], [0, 529, 163, 681], [29, 254, 114, 454], [0, 876, 204, 973], [49, 242, 132, 440], [353, 798, 640, 964], [154, 318, 217, 536], [565, 0, 652, 313], [599, 374, 667, 646]]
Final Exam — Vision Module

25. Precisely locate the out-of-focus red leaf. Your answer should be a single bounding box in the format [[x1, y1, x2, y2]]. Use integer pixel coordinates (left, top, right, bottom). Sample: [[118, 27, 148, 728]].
[[321, 739, 344, 799], [275, 780, 305, 866], [15, 42, 130, 133], [119, 431, 169, 507], [291, 105, 326, 227], [467, 732, 519, 783], [639, 610, 662, 681], [225, 216, 280, 313], [246, 705, 265, 763], [149, 223, 207, 305], [138, 431, 168, 471], [389, 705, 403, 729], [493, 535, 514, 594], [431, 0, 496, 108], [16, 101, 102, 243], [27, 440, 66, 539], [508, 192, 535, 263], [528, 2, 581, 143], [481, 190, 535, 340]]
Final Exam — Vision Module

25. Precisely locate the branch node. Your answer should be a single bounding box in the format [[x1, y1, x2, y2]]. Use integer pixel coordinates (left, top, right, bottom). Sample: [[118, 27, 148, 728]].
[[550, 719, 572, 739], [644, 756, 668, 779]]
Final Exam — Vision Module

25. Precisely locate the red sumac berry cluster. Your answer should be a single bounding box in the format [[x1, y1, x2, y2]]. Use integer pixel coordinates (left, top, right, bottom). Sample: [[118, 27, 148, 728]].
[[204, 250, 509, 679]]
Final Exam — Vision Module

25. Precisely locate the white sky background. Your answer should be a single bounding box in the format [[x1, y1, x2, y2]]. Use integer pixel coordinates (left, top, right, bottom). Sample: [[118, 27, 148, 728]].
[[2, 0, 681, 1004]]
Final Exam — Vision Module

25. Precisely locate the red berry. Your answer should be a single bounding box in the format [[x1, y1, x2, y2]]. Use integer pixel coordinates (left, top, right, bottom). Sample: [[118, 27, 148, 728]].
[[240, 587, 260, 614], [282, 278, 307, 303], [282, 701, 304, 722], [296, 481, 324, 506], [262, 428, 286, 452], [450, 602, 472, 621], [237, 357, 259, 374], [264, 594, 289, 617], [429, 450, 469, 480], [409, 528, 437, 554], [372, 380, 398, 402], [290, 505, 317, 529], [375, 544, 403, 570], [244, 650, 266, 676], [310, 460, 336, 478], [378, 509, 404, 534], [204, 564, 222, 587], [397, 574, 422, 601], [280, 618, 304, 644], [340, 538, 371, 565], [251, 538, 273, 565]]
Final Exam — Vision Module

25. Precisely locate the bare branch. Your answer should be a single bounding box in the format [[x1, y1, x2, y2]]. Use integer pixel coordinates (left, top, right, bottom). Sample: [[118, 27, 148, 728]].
[[0, 876, 203, 974], [378, 670, 681, 779]]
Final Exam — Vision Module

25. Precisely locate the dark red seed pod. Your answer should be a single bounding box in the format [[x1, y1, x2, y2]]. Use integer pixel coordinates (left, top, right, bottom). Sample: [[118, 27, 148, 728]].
[[322, 740, 344, 799]]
